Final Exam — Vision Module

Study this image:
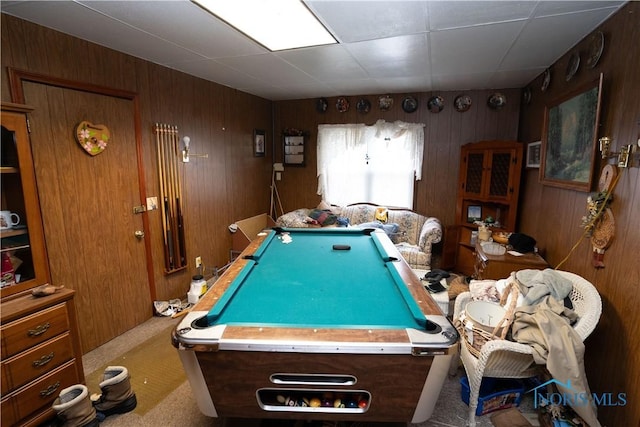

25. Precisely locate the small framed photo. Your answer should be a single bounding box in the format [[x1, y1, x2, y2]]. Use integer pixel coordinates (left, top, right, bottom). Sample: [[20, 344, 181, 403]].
[[526, 141, 541, 168], [467, 205, 482, 223], [254, 129, 265, 157]]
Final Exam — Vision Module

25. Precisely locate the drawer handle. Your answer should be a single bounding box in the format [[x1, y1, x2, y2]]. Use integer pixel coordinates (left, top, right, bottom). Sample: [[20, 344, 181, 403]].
[[33, 351, 55, 367], [40, 381, 60, 397], [28, 322, 51, 337]]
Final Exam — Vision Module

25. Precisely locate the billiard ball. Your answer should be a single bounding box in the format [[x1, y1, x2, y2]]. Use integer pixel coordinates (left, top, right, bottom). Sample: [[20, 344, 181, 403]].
[[297, 398, 309, 407], [346, 400, 358, 408], [333, 398, 345, 408], [358, 399, 368, 409], [309, 397, 321, 407]]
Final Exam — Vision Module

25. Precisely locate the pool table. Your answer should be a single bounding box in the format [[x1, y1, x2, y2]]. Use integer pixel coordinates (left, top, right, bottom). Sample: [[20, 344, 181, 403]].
[[173, 227, 458, 423]]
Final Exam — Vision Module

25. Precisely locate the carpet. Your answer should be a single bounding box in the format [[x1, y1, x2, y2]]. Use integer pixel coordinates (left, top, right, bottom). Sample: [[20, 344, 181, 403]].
[[85, 325, 185, 416]]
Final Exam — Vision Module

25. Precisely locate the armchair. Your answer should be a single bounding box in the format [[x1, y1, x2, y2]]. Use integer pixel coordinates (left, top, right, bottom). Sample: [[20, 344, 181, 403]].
[[453, 271, 602, 427]]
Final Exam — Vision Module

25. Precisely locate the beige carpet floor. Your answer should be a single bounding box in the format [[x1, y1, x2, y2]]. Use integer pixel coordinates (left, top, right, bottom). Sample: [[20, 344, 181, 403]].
[[82, 316, 540, 427]]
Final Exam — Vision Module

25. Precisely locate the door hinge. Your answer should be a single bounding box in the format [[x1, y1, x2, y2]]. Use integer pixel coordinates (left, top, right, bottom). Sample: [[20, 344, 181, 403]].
[[132, 205, 146, 214]]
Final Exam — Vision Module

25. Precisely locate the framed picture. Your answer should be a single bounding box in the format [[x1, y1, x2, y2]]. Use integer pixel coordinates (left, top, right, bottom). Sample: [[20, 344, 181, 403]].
[[540, 74, 603, 191], [467, 205, 482, 223], [284, 135, 305, 166], [526, 141, 541, 168], [254, 129, 265, 157]]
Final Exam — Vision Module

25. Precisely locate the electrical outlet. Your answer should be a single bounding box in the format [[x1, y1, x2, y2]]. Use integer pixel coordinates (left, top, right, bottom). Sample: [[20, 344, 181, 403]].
[[195, 256, 202, 269]]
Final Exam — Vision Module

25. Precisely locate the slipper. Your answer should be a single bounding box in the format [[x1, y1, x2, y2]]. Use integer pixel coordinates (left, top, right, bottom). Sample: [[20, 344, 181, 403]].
[[424, 269, 450, 280], [425, 281, 447, 293]]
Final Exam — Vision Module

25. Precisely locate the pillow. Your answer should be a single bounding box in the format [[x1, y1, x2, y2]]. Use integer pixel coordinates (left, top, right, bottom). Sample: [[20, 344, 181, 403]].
[[375, 207, 388, 223]]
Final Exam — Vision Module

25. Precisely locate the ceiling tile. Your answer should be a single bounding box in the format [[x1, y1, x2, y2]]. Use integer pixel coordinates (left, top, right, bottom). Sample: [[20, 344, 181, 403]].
[[501, 8, 621, 70], [79, 0, 266, 59], [344, 34, 430, 78], [277, 44, 368, 82], [427, 1, 536, 30], [430, 21, 525, 75], [306, 0, 429, 43]]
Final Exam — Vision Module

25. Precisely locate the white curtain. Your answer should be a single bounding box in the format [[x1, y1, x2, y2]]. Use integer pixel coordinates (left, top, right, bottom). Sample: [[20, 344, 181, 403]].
[[317, 120, 425, 208]]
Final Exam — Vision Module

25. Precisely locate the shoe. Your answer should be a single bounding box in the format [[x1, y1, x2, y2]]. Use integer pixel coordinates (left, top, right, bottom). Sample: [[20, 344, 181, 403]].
[[52, 384, 100, 427], [91, 366, 137, 417]]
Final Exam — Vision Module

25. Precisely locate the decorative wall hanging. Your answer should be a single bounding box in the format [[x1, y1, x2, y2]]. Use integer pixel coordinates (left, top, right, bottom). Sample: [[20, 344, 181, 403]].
[[540, 74, 603, 191], [526, 141, 541, 168], [356, 98, 371, 114], [586, 31, 605, 68], [487, 92, 507, 110], [401, 96, 418, 113], [336, 97, 350, 113], [454, 95, 472, 112], [378, 95, 393, 111], [75, 121, 110, 156], [316, 98, 328, 113], [427, 96, 444, 113], [254, 129, 265, 157], [541, 68, 551, 92], [565, 52, 580, 81], [283, 135, 305, 166]]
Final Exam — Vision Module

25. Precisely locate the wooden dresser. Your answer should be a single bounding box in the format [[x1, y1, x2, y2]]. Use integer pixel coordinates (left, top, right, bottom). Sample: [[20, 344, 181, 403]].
[[1, 289, 85, 426], [1, 103, 85, 426]]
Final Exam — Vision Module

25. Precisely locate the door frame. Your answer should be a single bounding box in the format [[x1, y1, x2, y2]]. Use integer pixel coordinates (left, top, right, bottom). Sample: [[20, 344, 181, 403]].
[[7, 67, 156, 301]]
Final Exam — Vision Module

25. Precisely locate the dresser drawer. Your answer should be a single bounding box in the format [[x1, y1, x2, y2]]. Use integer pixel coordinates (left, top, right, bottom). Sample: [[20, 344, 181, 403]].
[[8, 360, 80, 422], [1, 333, 75, 395], [1, 303, 70, 358], [1, 395, 18, 427]]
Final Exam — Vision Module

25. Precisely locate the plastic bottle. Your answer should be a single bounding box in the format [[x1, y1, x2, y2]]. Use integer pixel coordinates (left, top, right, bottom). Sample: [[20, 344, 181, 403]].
[[187, 275, 207, 304]]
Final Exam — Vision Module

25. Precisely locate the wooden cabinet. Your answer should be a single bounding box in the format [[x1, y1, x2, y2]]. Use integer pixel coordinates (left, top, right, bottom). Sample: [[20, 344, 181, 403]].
[[1, 103, 85, 426], [454, 141, 523, 276], [1, 103, 50, 298], [474, 243, 548, 280]]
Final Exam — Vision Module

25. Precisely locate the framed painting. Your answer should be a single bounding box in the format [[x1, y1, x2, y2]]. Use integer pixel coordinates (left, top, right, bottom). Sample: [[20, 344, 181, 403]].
[[467, 205, 481, 223], [540, 73, 603, 191], [254, 129, 265, 157]]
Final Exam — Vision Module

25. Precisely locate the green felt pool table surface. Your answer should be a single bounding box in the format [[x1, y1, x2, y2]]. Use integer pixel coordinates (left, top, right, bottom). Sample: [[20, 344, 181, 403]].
[[205, 227, 427, 330]]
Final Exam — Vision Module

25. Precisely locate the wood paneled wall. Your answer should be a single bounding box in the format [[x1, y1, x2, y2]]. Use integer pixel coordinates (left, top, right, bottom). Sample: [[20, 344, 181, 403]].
[[1, 14, 274, 306], [272, 88, 521, 225], [2, 3, 638, 424], [517, 3, 639, 426]]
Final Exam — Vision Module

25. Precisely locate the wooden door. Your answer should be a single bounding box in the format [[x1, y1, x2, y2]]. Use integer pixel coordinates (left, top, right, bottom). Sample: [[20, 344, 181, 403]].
[[22, 82, 151, 352]]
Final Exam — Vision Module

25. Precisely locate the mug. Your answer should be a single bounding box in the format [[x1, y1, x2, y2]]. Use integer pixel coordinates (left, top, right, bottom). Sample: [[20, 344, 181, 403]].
[[0, 211, 20, 230]]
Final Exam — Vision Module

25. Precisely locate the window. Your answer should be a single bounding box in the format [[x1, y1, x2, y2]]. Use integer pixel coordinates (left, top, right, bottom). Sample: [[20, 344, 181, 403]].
[[317, 120, 425, 208]]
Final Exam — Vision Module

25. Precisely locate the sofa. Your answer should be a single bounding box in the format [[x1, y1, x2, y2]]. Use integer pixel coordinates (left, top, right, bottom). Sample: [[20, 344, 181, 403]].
[[276, 202, 442, 270]]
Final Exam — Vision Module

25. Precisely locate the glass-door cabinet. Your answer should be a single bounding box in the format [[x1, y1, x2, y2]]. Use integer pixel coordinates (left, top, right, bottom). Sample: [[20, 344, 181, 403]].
[[1, 103, 50, 298]]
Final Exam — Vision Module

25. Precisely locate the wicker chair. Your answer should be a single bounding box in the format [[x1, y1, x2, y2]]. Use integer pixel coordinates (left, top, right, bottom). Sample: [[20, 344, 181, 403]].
[[453, 270, 602, 427]]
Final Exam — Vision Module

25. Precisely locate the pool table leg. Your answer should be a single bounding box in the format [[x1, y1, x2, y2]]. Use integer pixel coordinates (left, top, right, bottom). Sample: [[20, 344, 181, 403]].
[[177, 350, 218, 417], [411, 354, 453, 423]]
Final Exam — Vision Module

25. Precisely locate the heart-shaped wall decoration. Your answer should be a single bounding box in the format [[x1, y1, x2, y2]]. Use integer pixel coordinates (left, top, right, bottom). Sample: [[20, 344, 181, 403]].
[[75, 121, 110, 156]]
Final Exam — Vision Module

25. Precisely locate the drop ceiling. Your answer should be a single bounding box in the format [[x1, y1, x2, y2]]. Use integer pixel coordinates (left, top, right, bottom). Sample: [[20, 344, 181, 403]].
[[1, 0, 625, 101]]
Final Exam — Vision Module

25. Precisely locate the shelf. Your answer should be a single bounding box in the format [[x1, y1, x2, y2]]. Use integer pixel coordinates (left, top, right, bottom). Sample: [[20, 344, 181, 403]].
[[1, 228, 28, 238]]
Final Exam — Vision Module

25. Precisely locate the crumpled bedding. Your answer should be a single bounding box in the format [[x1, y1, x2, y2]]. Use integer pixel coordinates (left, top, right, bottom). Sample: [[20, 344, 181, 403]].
[[511, 295, 601, 427], [515, 268, 573, 306]]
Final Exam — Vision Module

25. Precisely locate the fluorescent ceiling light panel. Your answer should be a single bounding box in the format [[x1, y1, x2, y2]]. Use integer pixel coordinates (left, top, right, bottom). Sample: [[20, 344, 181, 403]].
[[195, 0, 336, 51]]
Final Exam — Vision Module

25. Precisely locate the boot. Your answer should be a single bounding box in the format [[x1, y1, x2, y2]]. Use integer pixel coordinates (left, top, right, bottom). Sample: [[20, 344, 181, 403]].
[[52, 384, 100, 427], [91, 366, 137, 417]]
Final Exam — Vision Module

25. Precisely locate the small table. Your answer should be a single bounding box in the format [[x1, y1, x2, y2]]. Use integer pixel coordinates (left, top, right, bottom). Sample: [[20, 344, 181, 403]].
[[474, 242, 549, 280], [173, 227, 457, 423]]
